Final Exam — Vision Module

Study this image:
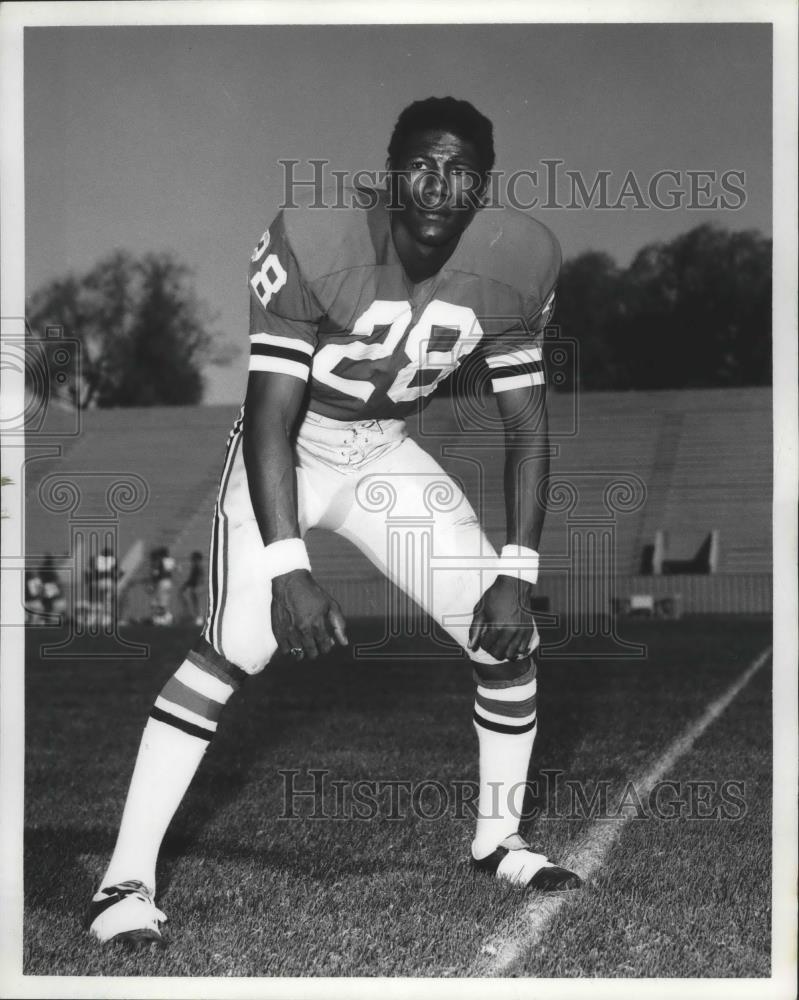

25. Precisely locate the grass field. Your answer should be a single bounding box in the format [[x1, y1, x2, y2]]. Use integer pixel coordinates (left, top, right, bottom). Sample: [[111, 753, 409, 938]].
[[23, 615, 772, 978]]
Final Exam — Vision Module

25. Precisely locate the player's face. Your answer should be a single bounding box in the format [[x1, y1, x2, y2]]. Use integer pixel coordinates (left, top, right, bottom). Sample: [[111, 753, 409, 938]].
[[389, 129, 485, 248]]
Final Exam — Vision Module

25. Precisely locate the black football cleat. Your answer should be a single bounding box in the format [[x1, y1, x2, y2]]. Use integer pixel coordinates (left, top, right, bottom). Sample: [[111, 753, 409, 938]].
[[472, 833, 582, 890]]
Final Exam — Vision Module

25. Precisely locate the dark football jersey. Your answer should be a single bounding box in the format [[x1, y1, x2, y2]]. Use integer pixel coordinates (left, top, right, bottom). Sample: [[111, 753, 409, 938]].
[[248, 188, 559, 421]]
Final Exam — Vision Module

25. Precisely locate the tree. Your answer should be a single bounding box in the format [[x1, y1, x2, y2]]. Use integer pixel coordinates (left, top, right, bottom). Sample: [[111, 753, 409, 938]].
[[26, 251, 233, 407], [616, 225, 771, 389], [554, 225, 771, 391], [552, 251, 626, 391]]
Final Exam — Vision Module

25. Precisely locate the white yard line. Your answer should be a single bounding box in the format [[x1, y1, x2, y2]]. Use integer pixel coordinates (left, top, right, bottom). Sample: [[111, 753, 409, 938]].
[[473, 644, 773, 977]]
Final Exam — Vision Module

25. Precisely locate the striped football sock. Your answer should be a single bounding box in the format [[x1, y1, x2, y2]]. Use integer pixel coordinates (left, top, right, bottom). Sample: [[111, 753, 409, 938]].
[[471, 658, 538, 861], [100, 642, 246, 894]]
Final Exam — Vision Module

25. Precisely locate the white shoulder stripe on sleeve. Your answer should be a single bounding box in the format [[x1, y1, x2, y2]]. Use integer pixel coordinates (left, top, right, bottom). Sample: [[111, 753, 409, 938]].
[[486, 346, 543, 369], [491, 371, 546, 393], [249, 356, 311, 381], [249, 332, 314, 356]]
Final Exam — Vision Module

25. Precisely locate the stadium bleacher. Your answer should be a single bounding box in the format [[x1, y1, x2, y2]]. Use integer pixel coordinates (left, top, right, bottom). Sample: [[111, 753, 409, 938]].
[[24, 387, 772, 618]]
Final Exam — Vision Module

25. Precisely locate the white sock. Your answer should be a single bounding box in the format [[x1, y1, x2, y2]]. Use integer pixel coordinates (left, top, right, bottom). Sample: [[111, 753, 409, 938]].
[[100, 654, 238, 893], [470, 663, 537, 861]]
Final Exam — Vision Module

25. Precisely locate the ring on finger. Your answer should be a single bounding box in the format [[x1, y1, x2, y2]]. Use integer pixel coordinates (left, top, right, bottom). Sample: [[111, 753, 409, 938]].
[[289, 646, 304, 659]]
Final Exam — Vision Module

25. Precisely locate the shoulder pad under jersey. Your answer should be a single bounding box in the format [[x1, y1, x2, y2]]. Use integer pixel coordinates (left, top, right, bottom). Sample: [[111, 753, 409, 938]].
[[280, 186, 379, 284], [454, 204, 561, 313]]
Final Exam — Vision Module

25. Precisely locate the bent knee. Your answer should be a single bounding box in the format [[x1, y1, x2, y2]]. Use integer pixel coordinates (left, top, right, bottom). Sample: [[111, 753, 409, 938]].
[[197, 630, 278, 678]]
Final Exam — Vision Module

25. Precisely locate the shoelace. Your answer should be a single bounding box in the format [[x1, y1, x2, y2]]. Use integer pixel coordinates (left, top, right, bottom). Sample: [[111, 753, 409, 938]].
[[107, 879, 152, 899], [104, 880, 166, 922], [499, 835, 552, 869]]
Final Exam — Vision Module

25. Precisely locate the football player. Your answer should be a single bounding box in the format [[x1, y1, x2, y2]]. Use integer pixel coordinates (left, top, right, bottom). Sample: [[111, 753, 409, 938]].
[[88, 96, 581, 946], [179, 550, 205, 626]]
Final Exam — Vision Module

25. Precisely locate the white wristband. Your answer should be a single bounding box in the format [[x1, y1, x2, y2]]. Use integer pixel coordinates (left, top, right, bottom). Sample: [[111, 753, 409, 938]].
[[262, 538, 311, 579], [499, 544, 540, 585]]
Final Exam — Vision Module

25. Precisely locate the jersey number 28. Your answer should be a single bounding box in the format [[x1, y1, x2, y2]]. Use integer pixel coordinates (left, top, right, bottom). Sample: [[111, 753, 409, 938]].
[[312, 299, 484, 404]]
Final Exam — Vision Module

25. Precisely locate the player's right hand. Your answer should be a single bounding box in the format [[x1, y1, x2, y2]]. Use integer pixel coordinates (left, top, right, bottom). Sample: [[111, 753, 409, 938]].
[[271, 569, 348, 660]]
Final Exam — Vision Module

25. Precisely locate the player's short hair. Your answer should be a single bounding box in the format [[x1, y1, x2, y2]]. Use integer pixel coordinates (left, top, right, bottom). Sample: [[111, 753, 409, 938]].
[[387, 97, 495, 176]]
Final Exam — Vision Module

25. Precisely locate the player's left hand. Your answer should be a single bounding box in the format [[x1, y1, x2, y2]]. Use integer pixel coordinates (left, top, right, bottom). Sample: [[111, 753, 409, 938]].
[[467, 575, 539, 662]]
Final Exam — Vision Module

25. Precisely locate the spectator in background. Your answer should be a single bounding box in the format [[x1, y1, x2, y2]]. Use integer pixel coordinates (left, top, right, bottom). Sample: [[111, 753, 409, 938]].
[[39, 554, 66, 621], [180, 550, 205, 627], [92, 545, 120, 627], [149, 546, 176, 626], [24, 567, 45, 624]]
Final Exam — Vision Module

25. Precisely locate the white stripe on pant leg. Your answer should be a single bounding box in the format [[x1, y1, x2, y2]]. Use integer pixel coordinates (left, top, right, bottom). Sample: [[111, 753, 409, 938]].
[[204, 411, 243, 646], [207, 503, 224, 649], [472, 644, 773, 977], [210, 420, 243, 651], [203, 509, 219, 644]]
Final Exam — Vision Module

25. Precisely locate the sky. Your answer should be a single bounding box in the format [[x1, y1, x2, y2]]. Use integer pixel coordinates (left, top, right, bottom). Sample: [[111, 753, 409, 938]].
[[24, 22, 772, 403]]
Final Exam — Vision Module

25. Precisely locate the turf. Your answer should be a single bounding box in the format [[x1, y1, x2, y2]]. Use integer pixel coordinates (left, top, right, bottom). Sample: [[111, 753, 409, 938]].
[[509, 663, 772, 978], [23, 616, 772, 977]]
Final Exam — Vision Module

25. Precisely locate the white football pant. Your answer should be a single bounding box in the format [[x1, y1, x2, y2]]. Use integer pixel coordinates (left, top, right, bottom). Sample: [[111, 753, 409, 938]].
[[202, 409, 537, 673]]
